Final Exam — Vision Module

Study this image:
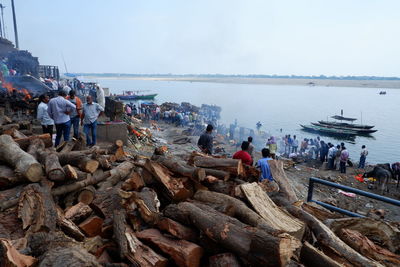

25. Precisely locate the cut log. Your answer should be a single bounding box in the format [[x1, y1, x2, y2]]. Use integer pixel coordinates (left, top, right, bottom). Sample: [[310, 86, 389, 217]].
[[79, 215, 104, 237], [155, 156, 206, 182], [0, 114, 12, 125], [156, 217, 198, 242], [63, 164, 78, 180], [239, 182, 305, 239], [65, 202, 93, 223], [203, 168, 230, 181], [0, 165, 23, 188], [4, 128, 27, 139], [209, 253, 241, 267], [269, 160, 298, 203], [77, 185, 96, 205], [40, 246, 101, 267], [59, 140, 76, 153], [0, 238, 37, 267], [193, 156, 244, 177], [95, 154, 112, 170], [97, 161, 135, 190], [128, 187, 161, 224], [324, 217, 400, 253], [39, 151, 66, 181], [58, 151, 99, 173], [17, 183, 57, 233], [272, 196, 383, 267], [193, 190, 280, 234], [14, 133, 53, 150], [339, 228, 400, 267], [302, 202, 343, 221], [164, 202, 301, 267], [0, 123, 19, 134], [113, 209, 167, 267], [144, 159, 191, 201], [300, 242, 343, 267], [122, 171, 145, 191], [136, 228, 204, 267], [27, 138, 45, 159], [56, 207, 85, 241], [0, 134, 43, 182]]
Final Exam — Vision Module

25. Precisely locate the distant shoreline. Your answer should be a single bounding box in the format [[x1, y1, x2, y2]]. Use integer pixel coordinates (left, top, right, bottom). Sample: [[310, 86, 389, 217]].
[[81, 76, 400, 89]]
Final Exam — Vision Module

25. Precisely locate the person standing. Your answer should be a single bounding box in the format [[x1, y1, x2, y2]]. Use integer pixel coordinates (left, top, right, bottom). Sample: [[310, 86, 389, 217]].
[[81, 96, 104, 146], [256, 148, 274, 182], [37, 94, 54, 136], [197, 124, 214, 154], [287, 135, 293, 154], [233, 141, 253, 166], [327, 144, 337, 169], [292, 135, 299, 153], [247, 136, 255, 161], [340, 146, 349, 173], [66, 90, 82, 139], [96, 85, 105, 109], [358, 145, 368, 169], [267, 136, 277, 159], [47, 90, 76, 147]]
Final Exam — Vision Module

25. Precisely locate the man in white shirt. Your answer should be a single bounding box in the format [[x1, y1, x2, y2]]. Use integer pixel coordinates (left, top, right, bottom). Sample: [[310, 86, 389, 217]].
[[96, 85, 105, 108], [37, 94, 54, 136], [47, 90, 76, 146], [81, 95, 104, 146], [358, 145, 368, 169]]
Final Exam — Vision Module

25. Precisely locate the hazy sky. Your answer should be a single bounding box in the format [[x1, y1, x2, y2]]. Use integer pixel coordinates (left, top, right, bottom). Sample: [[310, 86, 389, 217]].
[[5, 0, 400, 75]]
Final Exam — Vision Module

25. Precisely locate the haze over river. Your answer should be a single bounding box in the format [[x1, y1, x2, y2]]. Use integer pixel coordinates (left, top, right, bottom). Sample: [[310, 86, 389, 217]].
[[85, 78, 399, 164]]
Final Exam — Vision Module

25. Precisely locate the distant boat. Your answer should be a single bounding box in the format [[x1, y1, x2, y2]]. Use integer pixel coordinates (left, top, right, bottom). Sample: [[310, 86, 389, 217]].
[[331, 115, 357, 122], [379, 91, 386, 95], [311, 122, 377, 134], [115, 90, 157, 100], [318, 120, 375, 130], [300, 124, 358, 136]]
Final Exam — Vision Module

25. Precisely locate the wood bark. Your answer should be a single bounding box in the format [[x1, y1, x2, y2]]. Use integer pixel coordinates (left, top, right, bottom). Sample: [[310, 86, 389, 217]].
[[0, 238, 37, 267], [113, 209, 167, 267], [40, 246, 101, 267], [0, 165, 23, 188], [127, 187, 161, 225], [121, 171, 145, 191], [58, 140, 76, 153], [0, 134, 43, 182], [97, 161, 135, 190], [239, 182, 305, 240], [0, 123, 19, 134], [155, 156, 206, 183], [63, 164, 78, 180], [302, 202, 343, 221], [65, 202, 93, 223], [77, 185, 96, 205], [269, 160, 298, 203], [38, 151, 66, 181], [58, 151, 99, 174], [208, 253, 241, 267], [14, 133, 53, 150], [300, 241, 343, 267], [164, 202, 301, 267], [203, 168, 230, 181], [193, 156, 244, 177], [27, 138, 45, 159], [4, 128, 27, 139], [56, 207, 85, 242], [156, 217, 198, 242], [137, 228, 203, 267]]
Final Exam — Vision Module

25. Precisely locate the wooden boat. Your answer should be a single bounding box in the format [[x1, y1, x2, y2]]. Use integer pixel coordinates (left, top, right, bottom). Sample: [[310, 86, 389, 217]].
[[300, 124, 358, 136], [379, 91, 387, 95], [330, 115, 357, 121], [317, 121, 375, 130], [115, 91, 157, 100], [311, 123, 377, 134]]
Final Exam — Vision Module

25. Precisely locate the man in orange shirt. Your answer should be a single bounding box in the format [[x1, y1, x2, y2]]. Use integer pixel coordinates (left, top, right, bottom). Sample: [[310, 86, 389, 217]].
[[233, 141, 253, 166], [66, 90, 83, 138]]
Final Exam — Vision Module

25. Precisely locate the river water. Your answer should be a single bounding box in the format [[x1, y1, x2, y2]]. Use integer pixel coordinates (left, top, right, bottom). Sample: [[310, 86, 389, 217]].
[[84, 78, 399, 164]]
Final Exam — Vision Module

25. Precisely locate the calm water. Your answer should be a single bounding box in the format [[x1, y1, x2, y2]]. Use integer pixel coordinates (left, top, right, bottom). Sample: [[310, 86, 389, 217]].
[[85, 78, 399, 164]]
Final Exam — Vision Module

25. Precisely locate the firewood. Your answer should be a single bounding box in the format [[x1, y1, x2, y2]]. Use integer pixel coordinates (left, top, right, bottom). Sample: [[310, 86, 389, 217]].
[[0, 123, 19, 134], [65, 202, 93, 223], [56, 207, 85, 241], [300, 241, 343, 267], [82, 236, 105, 255], [113, 209, 168, 267], [121, 171, 145, 191], [203, 168, 230, 181], [0, 207, 24, 240], [136, 228, 204, 267], [0, 165, 23, 188], [127, 187, 161, 224], [97, 161, 135, 190], [193, 156, 244, 177], [63, 164, 78, 180], [27, 138, 45, 159], [77, 185, 96, 205], [239, 182, 305, 239], [154, 156, 206, 183], [58, 151, 99, 173], [339, 228, 400, 266], [0, 134, 43, 182], [59, 140, 76, 153], [79, 215, 104, 237], [4, 128, 27, 139], [14, 133, 53, 150], [156, 217, 198, 242], [0, 238, 37, 267], [302, 202, 343, 221], [0, 114, 12, 125], [164, 202, 301, 267], [38, 150, 66, 181], [269, 160, 298, 203], [209, 253, 241, 267], [17, 183, 57, 233]]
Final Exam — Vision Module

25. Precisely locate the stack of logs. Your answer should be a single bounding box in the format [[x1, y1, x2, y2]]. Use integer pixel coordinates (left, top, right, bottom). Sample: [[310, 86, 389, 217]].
[[1, 128, 400, 266]]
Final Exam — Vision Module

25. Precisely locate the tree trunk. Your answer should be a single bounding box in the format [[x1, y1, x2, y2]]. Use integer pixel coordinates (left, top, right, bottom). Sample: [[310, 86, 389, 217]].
[[239, 182, 305, 240], [77, 185, 96, 205], [0, 238, 37, 266], [269, 160, 298, 203], [300, 241, 342, 267], [14, 133, 53, 150], [65, 202, 93, 223], [302, 202, 343, 222], [0, 134, 43, 182], [97, 161, 135, 191], [155, 156, 206, 183], [27, 138, 45, 159], [137, 228, 204, 267], [63, 165, 78, 180], [38, 151, 66, 182], [164, 202, 301, 267], [208, 253, 241, 267], [156, 218, 198, 242], [193, 156, 244, 177], [113, 209, 167, 267], [58, 151, 99, 174]]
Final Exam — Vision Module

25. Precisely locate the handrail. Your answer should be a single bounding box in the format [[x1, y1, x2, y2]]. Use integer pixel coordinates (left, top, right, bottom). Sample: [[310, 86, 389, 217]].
[[307, 177, 400, 217]]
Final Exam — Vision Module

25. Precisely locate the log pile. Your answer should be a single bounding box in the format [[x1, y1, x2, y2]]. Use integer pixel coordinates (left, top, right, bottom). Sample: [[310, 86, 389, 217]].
[[0, 129, 400, 267]]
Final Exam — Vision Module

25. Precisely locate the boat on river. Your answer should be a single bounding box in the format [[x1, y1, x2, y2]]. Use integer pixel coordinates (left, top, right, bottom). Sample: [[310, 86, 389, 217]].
[[300, 124, 358, 136], [311, 122, 377, 134], [317, 120, 375, 130], [330, 115, 357, 121], [115, 91, 157, 100]]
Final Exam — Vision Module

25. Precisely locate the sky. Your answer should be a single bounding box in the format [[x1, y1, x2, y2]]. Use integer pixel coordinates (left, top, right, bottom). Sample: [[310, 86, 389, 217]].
[[3, 0, 400, 76]]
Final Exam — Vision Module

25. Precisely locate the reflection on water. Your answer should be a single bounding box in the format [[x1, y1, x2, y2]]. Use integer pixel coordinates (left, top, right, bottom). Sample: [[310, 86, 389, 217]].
[[85, 78, 399, 164]]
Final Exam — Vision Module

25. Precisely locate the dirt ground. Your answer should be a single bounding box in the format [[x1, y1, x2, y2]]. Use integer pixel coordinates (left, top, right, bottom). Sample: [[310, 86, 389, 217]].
[[138, 122, 400, 222]]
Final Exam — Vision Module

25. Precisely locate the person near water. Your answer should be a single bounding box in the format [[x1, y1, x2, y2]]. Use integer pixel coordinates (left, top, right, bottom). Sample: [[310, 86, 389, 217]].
[[292, 135, 299, 153], [256, 121, 262, 131], [81, 96, 104, 146], [247, 136, 255, 161], [37, 94, 54, 136], [334, 144, 341, 170], [197, 124, 214, 154], [47, 89, 76, 147], [125, 104, 132, 117], [66, 90, 83, 139], [233, 141, 253, 166], [319, 140, 329, 162], [287, 135, 293, 154], [327, 143, 337, 169], [267, 136, 277, 159], [256, 148, 274, 182], [340, 146, 349, 173], [95, 85, 105, 109], [358, 145, 368, 169]]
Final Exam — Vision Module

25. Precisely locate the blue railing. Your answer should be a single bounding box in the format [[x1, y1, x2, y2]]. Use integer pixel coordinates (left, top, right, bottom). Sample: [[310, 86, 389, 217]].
[[307, 177, 400, 217]]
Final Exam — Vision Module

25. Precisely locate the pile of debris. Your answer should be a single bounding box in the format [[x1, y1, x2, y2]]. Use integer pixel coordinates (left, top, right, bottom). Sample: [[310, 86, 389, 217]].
[[0, 124, 400, 266]]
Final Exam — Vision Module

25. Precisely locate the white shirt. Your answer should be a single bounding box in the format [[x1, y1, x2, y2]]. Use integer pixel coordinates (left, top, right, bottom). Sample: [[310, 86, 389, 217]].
[[361, 148, 368, 157], [83, 102, 104, 124], [47, 96, 76, 124], [37, 102, 54, 126], [96, 87, 105, 108]]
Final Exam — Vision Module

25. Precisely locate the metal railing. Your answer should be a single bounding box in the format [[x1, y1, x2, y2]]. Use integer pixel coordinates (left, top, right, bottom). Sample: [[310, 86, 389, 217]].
[[307, 177, 400, 217]]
